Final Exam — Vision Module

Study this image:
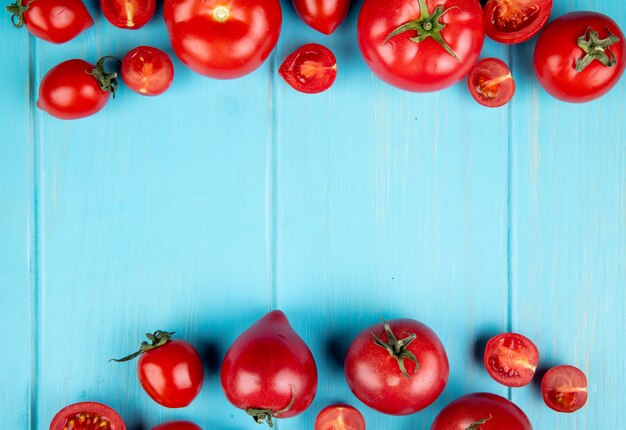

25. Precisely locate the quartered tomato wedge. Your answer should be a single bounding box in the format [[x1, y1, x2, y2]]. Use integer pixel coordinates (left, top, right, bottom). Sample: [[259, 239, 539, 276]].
[[315, 405, 366, 430], [484, 333, 538, 387], [483, 0, 552, 44], [152, 421, 202, 430], [279, 44, 337, 94], [467, 58, 515, 108], [101, 0, 156, 29], [121, 46, 174, 96], [541, 365, 588, 413], [49, 402, 125, 430]]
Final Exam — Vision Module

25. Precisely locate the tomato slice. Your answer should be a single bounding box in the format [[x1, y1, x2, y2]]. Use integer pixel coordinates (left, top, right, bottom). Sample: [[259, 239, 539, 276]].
[[541, 365, 588, 413], [483, 333, 538, 386], [100, 0, 156, 29], [315, 405, 366, 430], [467, 58, 515, 108], [152, 421, 202, 430], [121, 46, 174, 96], [484, 0, 553, 44], [279, 43, 337, 94], [49, 402, 125, 430]]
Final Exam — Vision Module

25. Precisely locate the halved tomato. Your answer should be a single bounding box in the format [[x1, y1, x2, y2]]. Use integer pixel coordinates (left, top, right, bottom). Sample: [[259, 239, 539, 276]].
[[279, 43, 337, 94], [484, 333, 538, 386], [467, 58, 515, 108], [100, 0, 156, 29], [49, 402, 125, 430], [152, 421, 202, 430], [483, 0, 552, 44], [541, 365, 588, 413], [314, 404, 366, 430], [121, 46, 174, 96]]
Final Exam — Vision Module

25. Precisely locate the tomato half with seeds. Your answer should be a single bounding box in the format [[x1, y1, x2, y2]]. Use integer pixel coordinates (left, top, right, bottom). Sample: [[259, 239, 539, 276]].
[[483, 0, 552, 44], [279, 44, 337, 94], [152, 421, 202, 430], [484, 333, 538, 386], [541, 365, 588, 413], [467, 58, 515, 107], [50, 402, 125, 430], [101, 0, 155, 29], [122, 46, 174, 96], [315, 405, 365, 430], [292, 0, 350, 34]]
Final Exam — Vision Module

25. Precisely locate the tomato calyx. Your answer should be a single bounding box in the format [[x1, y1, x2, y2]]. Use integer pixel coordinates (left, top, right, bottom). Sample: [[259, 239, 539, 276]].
[[465, 415, 492, 430], [88, 57, 120, 98], [110, 330, 174, 362], [245, 386, 297, 428], [372, 321, 419, 378], [576, 27, 621, 72], [6, 0, 29, 28], [384, 0, 460, 61]]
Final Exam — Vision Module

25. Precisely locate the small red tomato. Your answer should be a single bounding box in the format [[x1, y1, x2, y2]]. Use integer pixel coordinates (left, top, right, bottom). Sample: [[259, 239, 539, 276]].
[[101, 0, 155, 29], [152, 421, 202, 430], [122, 46, 174, 96], [483, 0, 552, 44], [6, 0, 93, 44], [541, 365, 588, 413], [315, 405, 365, 430], [344, 319, 449, 415], [49, 402, 125, 430], [221, 310, 318, 427], [467, 58, 515, 108], [279, 44, 337, 94], [484, 333, 538, 386], [112, 331, 204, 408], [292, 0, 350, 34], [37, 57, 118, 120]]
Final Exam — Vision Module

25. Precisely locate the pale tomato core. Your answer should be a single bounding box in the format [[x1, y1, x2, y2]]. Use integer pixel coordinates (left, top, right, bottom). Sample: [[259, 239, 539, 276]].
[[212, 5, 230, 22], [493, 0, 540, 32]]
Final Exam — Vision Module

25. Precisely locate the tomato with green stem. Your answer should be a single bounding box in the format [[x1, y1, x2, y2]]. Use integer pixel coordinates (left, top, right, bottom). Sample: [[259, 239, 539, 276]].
[[541, 365, 588, 413], [49, 402, 125, 430], [483, 0, 552, 44], [279, 44, 337, 94]]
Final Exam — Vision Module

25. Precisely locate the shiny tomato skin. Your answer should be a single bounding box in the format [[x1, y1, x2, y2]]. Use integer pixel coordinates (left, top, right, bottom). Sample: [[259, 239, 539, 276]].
[[357, 0, 484, 92], [101, 0, 156, 29], [18, 0, 93, 44], [484, 333, 538, 386], [121, 46, 174, 96], [152, 421, 202, 430], [163, 0, 282, 79], [534, 12, 625, 103], [49, 402, 125, 430], [279, 43, 337, 94], [483, 0, 552, 44], [344, 319, 449, 415], [541, 365, 588, 413], [431, 393, 533, 430], [37, 59, 111, 120], [292, 0, 350, 34], [220, 310, 318, 421], [138, 339, 204, 408], [315, 404, 366, 430], [467, 58, 515, 107]]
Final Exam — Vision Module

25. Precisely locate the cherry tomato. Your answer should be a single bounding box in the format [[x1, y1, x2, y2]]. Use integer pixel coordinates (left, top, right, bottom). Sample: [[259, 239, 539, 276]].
[[541, 365, 588, 413], [292, 0, 349, 35], [101, 0, 155, 29], [152, 421, 202, 430], [49, 402, 125, 430], [534, 12, 625, 103], [6, 0, 93, 44], [220, 310, 318, 427], [467, 58, 515, 108], [315, 405, 365, 430], [164, 0, 282, 79], [37, 57, 118, 120], [483, 333, 538, 386], [112, 331, 204, 408], [431, 393, 533, 430], [121, 46, 174, 96], [279, 44, 337, 94], [357, 0, 484, 92], [344, 319, 449, 415], [483, 0, 552, 44]]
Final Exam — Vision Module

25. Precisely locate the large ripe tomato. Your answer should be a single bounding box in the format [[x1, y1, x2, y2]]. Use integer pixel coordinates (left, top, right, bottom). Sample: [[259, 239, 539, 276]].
[[101, 0, 155, 29], [541, 365, 588, 413], [484, 333, 538, 386], [220, 310, 318, 427], [163, 0, 282, 79], [6, 0, 93, 44], [152, 421, 202, 430], [121, 46, 175, 96], [49, 402, 125, 430], [292, 0, 350, 35], [37, 58, 118, 120], [344, 319, 449, 415], [357, 0, 484, 92], [315, 405, 365, 430], [279, 44, 338, 94], [112, 331, 204, 408], [431, 393, 533, 430], [483, 0, 552, 44], [534, 12, 625, 103]]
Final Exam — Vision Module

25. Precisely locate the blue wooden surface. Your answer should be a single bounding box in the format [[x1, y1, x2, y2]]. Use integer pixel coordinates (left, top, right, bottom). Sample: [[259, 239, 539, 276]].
[[1, 0, 624, 428]]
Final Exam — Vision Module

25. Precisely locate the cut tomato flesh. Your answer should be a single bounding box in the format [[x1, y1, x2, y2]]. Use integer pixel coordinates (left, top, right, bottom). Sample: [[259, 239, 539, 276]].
[[61, 412, 112, 430], [492, 0, 540, 32]]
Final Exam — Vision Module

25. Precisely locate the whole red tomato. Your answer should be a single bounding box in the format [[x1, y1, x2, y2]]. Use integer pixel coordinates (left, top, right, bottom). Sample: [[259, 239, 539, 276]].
[[344, 319, 449, 415], [49, 402, 125, 430], [101, 0, 155, 29], [152, 421, 202, 430], [534, 11, 625, 103], [357, 0, 484, 92], [163, 0, 282, 79], [430, 393, 533, 430], [292, 0, 350, 34], [112, 331, 204, 408], [220, 310, 318, 427], [6, 0, 93, 44], [37, 58, 118, 120]]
